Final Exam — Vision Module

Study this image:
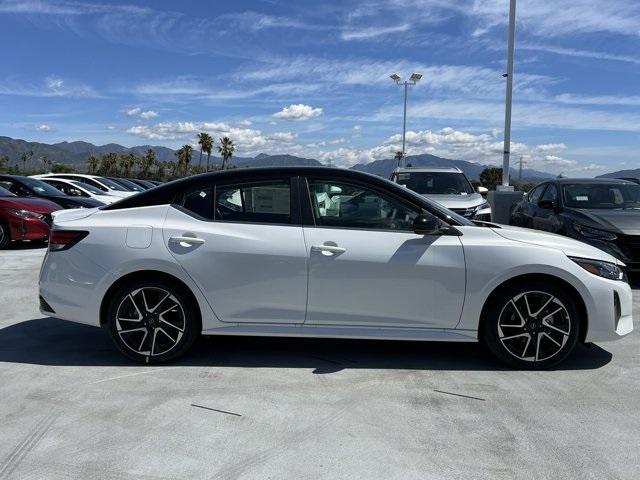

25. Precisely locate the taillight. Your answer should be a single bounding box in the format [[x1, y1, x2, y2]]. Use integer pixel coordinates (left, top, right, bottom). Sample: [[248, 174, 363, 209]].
[[48, 230, 89, 251]]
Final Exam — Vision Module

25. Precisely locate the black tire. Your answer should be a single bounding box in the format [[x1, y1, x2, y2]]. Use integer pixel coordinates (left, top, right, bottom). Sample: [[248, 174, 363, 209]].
[[481, 281, 581, 369], [106, 278, 201, 364], [0, 221, 11, 249]]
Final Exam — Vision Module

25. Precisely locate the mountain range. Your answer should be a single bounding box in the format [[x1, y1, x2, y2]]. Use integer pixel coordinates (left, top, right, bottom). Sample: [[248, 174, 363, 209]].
[[0, 135, 619, 181]]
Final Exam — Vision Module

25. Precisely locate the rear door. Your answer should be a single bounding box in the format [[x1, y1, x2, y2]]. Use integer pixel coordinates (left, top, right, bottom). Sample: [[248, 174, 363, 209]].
[[301, 175, 466, 329], [163, 175, 308, 324]]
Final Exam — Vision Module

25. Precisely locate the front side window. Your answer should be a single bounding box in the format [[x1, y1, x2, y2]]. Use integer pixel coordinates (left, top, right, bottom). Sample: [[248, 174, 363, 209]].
[[528, 184, 546, 203], [0, 180, 30, 196], [308, 179, 418, 231], [541, 184, 557, 203], [216, 180, 291, 224]]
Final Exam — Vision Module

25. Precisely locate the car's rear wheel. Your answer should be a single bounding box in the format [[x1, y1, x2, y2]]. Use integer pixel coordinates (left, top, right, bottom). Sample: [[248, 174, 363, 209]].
[[106, 279, 200, 363], [0, 221, 11, 249], [481, 281, 580, 369]]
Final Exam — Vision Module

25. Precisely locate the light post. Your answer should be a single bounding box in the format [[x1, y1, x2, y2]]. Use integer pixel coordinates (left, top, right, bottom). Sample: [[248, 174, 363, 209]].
[[390, 72, 422, 168], [499, 0, 517, 191]]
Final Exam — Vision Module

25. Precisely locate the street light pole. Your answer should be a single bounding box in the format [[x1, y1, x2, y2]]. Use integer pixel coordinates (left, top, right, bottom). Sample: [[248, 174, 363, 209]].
[[500, 0, 517, 190], [390, 73, 422, 168]]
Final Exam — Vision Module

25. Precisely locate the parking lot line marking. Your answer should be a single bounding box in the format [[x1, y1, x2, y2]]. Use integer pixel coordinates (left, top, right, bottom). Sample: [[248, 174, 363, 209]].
[[89, 367, 172, 384], [190, 404, 242, 417], [434, 389, 485, 401]]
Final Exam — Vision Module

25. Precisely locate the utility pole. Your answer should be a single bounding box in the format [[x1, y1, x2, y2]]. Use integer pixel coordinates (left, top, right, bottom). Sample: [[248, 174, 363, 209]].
[[519, 155, 523, 182], [499, 0, 517, 191]]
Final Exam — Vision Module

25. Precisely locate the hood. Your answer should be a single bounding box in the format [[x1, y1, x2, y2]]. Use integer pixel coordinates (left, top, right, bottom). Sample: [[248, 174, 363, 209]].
[[51, 207, 99, 222], [492, 224, 620, 264], [44, 195, 104, 208], [95, 195, 119, 205], [423, 192, 486, 209], [568, 208, 640, 236], [0, 196, 61, 214]]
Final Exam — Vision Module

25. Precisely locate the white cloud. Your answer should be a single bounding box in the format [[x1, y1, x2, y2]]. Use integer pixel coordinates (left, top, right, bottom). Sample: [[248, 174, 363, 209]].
[[139, 110, 158, 119], [341, 23, 410, 40], [0, 76, 100, 98], [520, 43, 640, 66], [273, 104, 323, 121], [555, 94, 640, 106], [35, 124, 51, 131], [126, 121, 297, 154], [127, 107, 159, 119]]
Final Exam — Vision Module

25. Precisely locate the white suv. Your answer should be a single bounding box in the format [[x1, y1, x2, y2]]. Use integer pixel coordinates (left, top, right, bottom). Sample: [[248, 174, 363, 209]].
[[391, 166, 491, 221]]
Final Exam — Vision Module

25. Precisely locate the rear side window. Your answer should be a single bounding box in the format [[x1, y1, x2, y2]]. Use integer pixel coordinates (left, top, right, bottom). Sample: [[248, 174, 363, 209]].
[[215, 180, 291, 224], [180, 186, 214, 220]]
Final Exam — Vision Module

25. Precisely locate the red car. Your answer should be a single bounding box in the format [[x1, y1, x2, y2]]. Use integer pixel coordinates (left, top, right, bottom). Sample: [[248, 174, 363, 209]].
[[0, 186, 61, 249]]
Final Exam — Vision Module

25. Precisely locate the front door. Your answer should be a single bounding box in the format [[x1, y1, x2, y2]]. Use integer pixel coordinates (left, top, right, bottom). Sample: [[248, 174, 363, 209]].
[[302, 178, 466, 329], [163, 177, 308, 324]]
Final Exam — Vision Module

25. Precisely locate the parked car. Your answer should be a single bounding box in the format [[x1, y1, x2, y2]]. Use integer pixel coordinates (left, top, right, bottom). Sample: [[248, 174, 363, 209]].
[[0, 174, 104, 209], [511, 178, 640, 272], [40, 167, 632, 369], [0, 185, 60, 249], [128, 178, 157, 189], [33, 173, 135, 198], [40, 178, 119, 205], [107, 177, 146, 192], [390, 167, 491, 221]]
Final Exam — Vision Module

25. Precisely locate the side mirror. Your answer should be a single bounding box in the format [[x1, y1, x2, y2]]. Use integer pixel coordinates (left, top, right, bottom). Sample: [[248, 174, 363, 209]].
[[477, 186, 488, 196], [413, 214, 444, 235], [538, 199, 555, 209]]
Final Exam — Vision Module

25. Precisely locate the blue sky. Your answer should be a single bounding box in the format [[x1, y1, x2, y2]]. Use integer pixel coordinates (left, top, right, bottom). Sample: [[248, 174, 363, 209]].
[[0, 0, 639, 175]]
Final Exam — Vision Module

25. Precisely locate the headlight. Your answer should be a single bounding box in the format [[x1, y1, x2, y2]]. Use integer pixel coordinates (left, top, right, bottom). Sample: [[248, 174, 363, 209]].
[[572, 223, 617, 241], [7, 208, 45, 220], [475, 201, 490, 211], [569, 257, 626, 281]]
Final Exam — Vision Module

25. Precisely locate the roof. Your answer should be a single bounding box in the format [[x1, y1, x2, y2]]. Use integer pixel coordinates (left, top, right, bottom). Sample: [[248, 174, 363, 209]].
[[553, 178, 635, 185], [394, 166, 463, 173]]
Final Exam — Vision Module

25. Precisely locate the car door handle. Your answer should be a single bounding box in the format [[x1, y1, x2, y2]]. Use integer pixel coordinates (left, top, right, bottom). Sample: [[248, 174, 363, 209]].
[[169, 236, 205, 246], [311, 244, 347, 254]]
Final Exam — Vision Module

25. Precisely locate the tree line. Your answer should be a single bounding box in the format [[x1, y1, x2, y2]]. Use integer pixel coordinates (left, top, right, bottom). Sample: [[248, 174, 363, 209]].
[[0, 134, 236, 181]]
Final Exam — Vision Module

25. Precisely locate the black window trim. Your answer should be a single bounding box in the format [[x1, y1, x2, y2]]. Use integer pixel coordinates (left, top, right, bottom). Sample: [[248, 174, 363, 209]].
[[301, 175, 427, 233]]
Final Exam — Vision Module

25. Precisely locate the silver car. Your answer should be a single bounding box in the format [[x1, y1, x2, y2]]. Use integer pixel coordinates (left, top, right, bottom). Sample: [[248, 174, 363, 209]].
[[391, 166, 491, 220]]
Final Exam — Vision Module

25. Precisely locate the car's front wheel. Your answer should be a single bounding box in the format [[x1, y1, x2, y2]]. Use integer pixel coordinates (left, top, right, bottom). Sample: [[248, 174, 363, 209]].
[[106, 278, 201, 363], [0, 221, 11, 249], [481, 281, 581, 369]]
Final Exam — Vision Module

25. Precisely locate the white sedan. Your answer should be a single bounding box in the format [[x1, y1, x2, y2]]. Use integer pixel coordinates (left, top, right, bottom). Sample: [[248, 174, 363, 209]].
[[39, 167, 633, 368], [39, 177, 120, 205]]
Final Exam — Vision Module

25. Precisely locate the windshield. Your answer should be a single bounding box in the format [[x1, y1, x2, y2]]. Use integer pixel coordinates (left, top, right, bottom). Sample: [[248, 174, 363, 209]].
[[395, 171, 475, 195], [563, 183, 640, 209], [0, 186, 15, 197], [71, 181, 104, 195], [95, 177, 130, 191], [113, 178, 145, 191], [20, 177, 66, 196]]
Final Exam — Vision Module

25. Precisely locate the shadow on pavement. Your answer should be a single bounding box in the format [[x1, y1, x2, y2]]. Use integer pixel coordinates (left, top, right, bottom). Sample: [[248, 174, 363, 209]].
[[0, 317, 613, 373]]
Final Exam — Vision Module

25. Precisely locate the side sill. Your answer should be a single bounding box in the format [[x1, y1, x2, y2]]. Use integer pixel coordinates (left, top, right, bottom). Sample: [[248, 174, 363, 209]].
[[202, 324, 478, 342]]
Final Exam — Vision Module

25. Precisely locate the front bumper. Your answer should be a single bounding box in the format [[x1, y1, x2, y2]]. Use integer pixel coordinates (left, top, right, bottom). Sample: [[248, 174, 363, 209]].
[[584, 277, 633, 342]]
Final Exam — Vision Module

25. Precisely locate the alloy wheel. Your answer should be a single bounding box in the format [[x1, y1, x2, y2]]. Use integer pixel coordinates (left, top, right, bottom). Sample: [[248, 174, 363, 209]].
[[497, 291, 571, 362], [115, 287, 185, 357]]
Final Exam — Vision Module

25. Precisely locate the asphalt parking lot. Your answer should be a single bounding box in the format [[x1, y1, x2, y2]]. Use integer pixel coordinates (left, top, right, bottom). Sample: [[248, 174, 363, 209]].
[[1, 246, 639, 480]]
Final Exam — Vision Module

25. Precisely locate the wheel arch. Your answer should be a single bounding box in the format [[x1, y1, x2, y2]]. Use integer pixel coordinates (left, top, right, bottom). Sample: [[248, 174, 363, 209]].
[[478, 273, 588, 343], [99, 270, 202, 329]]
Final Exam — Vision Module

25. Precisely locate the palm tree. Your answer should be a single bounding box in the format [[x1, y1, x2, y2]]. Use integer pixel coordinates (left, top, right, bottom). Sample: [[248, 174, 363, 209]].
[[197, 132, 210, 168], [0, 155, 9, 171], [394, 151, 404, 168], [174, 145, 193, 177], [118, 153, 136, 177], [217, 136, 235, 170], [87, 155, 99, 174], [139, 149, 156, 179], [99, 153, 118, 176]]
